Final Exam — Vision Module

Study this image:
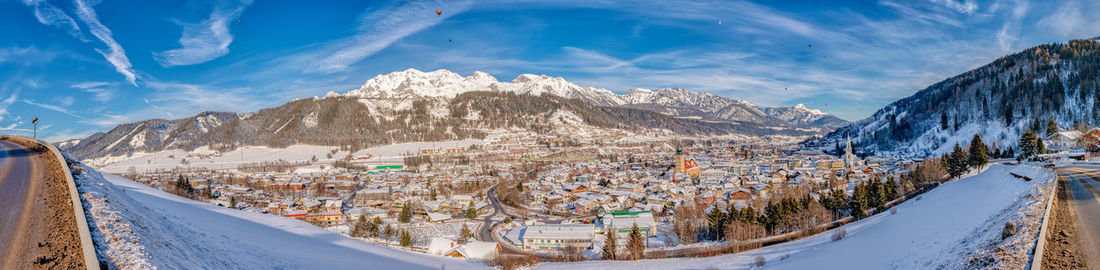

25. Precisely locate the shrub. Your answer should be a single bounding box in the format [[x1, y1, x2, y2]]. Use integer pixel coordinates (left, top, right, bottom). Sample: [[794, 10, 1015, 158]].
[[485, 253, 541, 270], [754, 256, 766, 267], [831, 228, 847, 241], [1002, 220, 1017, 240]]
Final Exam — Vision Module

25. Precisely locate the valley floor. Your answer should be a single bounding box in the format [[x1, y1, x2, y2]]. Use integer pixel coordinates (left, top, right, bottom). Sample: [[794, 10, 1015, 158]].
[[537, 164, 1055, 270]]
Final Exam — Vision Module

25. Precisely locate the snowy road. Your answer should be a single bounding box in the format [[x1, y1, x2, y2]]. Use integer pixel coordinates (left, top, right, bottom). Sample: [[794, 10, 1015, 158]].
[[0, 140, 45, 266], [1057, 167, 1100, 263]]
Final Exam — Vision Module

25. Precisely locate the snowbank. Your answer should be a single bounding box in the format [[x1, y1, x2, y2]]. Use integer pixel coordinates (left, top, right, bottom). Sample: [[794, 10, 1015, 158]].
[[537, 164, 1054, 270], [72, 164, 487, 269]]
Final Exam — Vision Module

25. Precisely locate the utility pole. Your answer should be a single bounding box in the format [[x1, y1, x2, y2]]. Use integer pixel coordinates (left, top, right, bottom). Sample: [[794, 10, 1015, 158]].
[[32, 117, 38, 140]]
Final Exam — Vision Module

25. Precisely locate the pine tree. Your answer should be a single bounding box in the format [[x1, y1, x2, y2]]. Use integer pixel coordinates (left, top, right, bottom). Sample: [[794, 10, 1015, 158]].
[[384, 224, 394, 243], [399, 230, 412, 247], [706, 208, 728, 240], [459, 224, 471, 243], [429, 188, 437, 201], [465, 203, 477, 219], [398, 203, 413, 223], [946, 143, 969, 178], [368, 219, 380, 237], [1047, 119, 1059, 137], [517, 181, 524, 192], [968, 134, 989, 168], [884, 178, 899, 201], [1018, 129, 1037, 161], [230, 196, 237, 209], [370, 216, 383, 236], [626, 223, 645, 260], [1036, 137, 1047, 155], [850, 184, 868, 219], [603, 227, 617, 260], [941, 112, 949, 130], [351, 215, 368, 237]]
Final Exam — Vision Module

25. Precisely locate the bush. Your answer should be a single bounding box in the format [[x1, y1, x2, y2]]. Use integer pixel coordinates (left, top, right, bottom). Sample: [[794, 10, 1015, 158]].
[[485, 253, 541, 270], [831, 228, 847, 241], [754, 256, 766, 267], [1002, 220, 1017, 240]]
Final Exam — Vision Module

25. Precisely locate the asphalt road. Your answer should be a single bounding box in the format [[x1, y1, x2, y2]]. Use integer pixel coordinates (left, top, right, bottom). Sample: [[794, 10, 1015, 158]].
[[0, 139, 46, 266], [477, 188, 528, 255], [1056, 166, 1100, 263]]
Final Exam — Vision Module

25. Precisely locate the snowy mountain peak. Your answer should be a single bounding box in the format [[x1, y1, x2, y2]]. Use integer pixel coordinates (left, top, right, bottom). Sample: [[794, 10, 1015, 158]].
[[345, 69, 495, 99], [793, 104, 825, 115], [343, 69, 622, 104]]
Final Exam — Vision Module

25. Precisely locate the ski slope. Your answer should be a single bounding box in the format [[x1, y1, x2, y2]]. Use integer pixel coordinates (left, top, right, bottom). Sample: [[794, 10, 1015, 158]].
[[71, 162, 487, 269], [538, 164, 1055, 270]]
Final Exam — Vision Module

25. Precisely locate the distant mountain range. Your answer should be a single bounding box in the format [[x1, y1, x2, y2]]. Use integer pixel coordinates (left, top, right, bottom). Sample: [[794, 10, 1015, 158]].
[[60, 69, 848, 161], [814, 37, 1100, 156]]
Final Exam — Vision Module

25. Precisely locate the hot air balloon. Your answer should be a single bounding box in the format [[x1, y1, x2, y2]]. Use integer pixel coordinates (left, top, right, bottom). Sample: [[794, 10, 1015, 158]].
[[436, 9, 442, 15]]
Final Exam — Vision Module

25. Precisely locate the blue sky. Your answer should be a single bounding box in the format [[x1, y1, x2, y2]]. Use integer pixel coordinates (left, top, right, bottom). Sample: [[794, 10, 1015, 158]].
[[2, 0, 1099, 142]]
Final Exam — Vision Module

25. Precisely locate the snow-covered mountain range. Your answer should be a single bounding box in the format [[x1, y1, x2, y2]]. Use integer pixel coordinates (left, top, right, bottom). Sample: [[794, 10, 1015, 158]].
[[61, 68, 847, 161], [344, 68, 847, 128]]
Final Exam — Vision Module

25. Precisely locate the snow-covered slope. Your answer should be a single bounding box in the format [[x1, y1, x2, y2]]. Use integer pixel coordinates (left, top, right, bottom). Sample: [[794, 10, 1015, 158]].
[[71, 161, 486, 269], [818, 38, 1100, 157], [539, 164, 1054, 269]]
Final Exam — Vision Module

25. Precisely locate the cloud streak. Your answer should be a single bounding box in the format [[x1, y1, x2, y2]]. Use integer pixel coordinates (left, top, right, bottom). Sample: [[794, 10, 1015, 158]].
[[21, 0, 87, 41], [308, 0, 473, 74], [154, 0, 252, 67], [72, 0, 138, 85]]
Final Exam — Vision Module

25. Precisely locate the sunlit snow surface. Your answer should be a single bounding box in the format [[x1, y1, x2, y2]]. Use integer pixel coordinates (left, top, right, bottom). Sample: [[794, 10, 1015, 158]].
[[73, 163, 487, 269], [538, 164, 1053, 270]]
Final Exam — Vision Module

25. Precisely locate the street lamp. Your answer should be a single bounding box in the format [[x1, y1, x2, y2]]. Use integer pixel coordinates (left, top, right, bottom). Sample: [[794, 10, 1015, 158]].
[[32, 117, 38, 140]]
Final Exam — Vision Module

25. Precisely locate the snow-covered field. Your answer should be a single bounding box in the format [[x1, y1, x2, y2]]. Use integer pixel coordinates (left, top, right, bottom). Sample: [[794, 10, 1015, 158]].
[[91, 139, 486, 174], [72, 162, 487, 269], [538, 164, 1055, 270]]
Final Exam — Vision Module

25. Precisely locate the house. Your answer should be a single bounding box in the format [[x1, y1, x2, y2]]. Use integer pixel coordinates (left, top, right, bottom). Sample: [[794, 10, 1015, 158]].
[[728, 188, 752, 201], [522, 224, 595, 251], [428, 238, 500, 259], [1047, 130, 1083, 149], [601, 210, 657, 238], [427, 212, 452, 223], [452, 195, 475, 206]]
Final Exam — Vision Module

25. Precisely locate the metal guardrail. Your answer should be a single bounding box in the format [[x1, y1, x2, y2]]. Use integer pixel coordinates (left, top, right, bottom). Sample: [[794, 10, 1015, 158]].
[[1029, 173, 1058, 270], [2, 135, 99, 270]]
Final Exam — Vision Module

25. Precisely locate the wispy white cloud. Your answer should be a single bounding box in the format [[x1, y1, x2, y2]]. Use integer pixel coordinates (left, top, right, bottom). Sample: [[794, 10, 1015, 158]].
[[70, 81, 115, 102], [72, 0, 138, 85], [21, 0, 87, 41], [80, 80, 269, 127], [22, 99, 87, 120], [154, 0, 252, 67], [1038, 0, 1100, 39], [54, 95, 74, 106], [70, 81, 110, 89], [0, 91, 19, 122], [930, 0, 979, 14], [43, 129, 95, 143], [0, 46, 58, 65], [997, 0, 1028, 51], [308, 0, 473, 73]]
